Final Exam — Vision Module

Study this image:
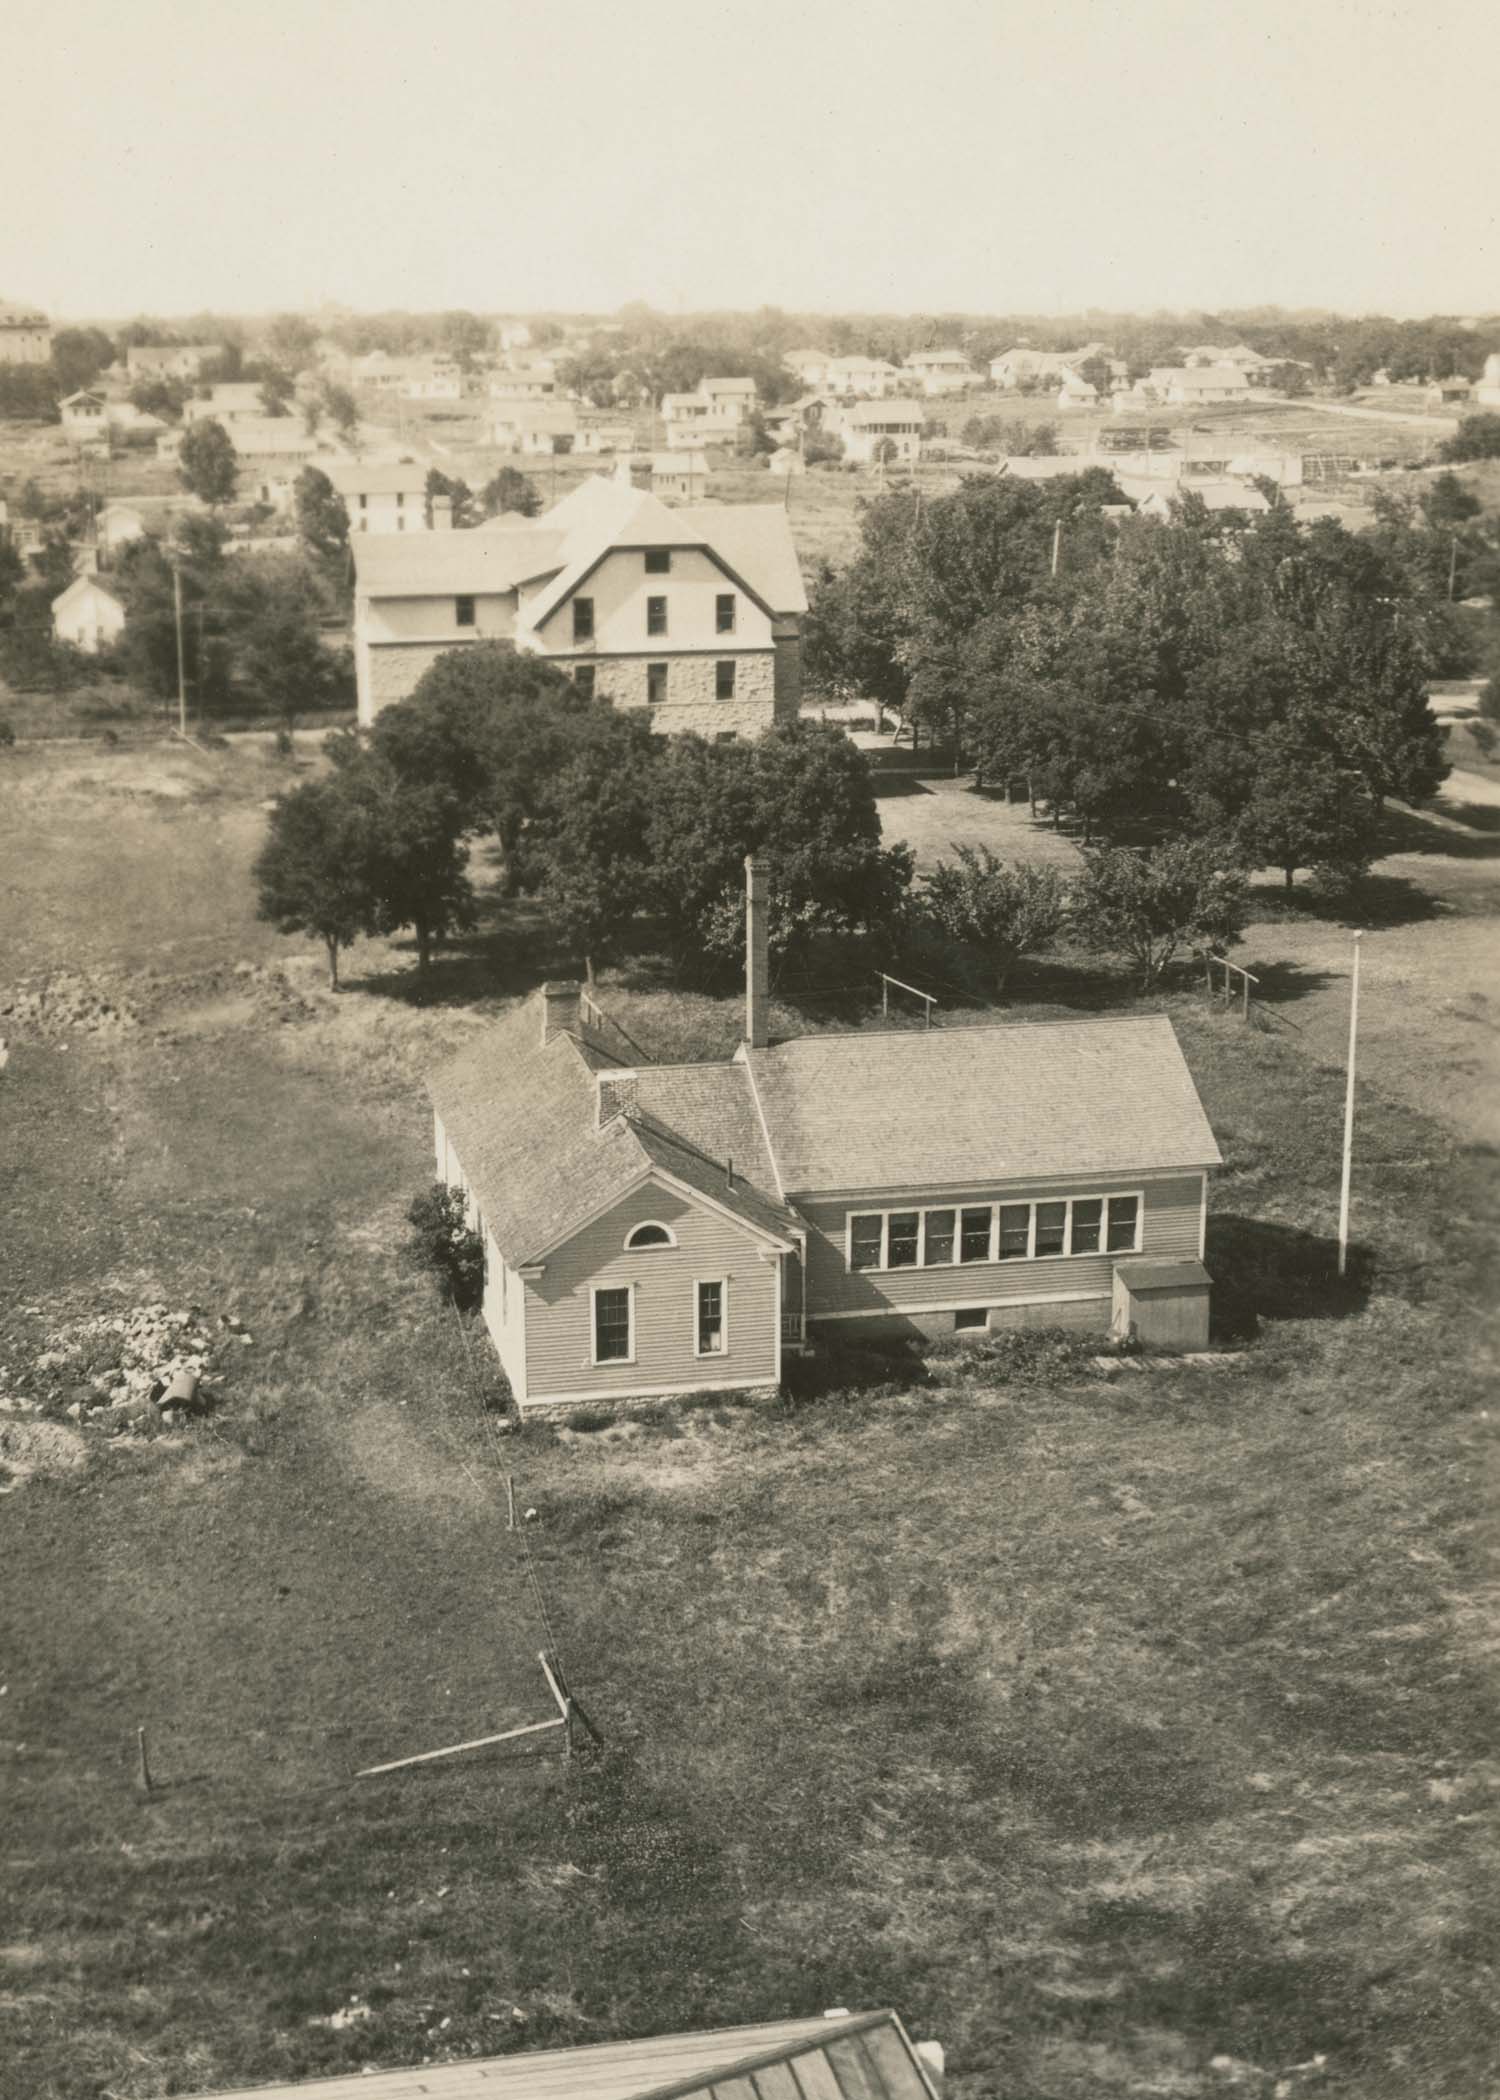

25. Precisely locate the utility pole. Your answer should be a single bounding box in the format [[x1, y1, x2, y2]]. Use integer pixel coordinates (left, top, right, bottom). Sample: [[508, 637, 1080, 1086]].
[[1337, 932, 1362, 1278], [1448, 533, 1458, 601], [1050, 517, 1062, 577], [172, 562, 187, 739]]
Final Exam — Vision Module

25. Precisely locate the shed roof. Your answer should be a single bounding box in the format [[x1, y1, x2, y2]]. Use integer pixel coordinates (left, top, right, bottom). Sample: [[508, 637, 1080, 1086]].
[[1114, 1258, 1211, 1291], [742, 1016, 1221, 1194], [177, 2011, 933, 2100]]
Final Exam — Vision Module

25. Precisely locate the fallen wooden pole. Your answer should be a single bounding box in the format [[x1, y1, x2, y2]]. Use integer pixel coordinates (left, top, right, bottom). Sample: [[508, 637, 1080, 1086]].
[[355, 1715, 563, 1779], [136, 1724, 153, 1795], [537, 1649, 569, 1721]]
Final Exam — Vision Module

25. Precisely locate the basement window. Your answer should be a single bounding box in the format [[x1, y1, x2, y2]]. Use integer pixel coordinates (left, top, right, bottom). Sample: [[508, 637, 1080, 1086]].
[[954, 1309, 988, 1331]]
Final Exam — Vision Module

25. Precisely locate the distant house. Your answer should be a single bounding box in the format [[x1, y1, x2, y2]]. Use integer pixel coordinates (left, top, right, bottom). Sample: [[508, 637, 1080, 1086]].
[[430, 862, 1220, 1413], [663, 400, 748, 450], [1476, 352, 1500, 409], [327, 459, 433, 533], [651, 450, 708, 502], [1426, 376, 1473, 406], [836, 399, 925, 465], [699, 376, 758, 420], [783, 348, 831, 388], [181, 2010, 944, 2100], [59, 389, 110, 439], [351, 353, 463, 399], [350, 472, 807, 733], [1151, 365, 1252, 407], [767, 444, 806, 476], [125, 343, 218, 382], [905, 348, 977, 396], [1138, 480, 1271, 519], [96, 503, 149, 554], [487, 364, 559, 402], [497, 320, 533, 353], [822, 356, 904, 398], [183, 383, 269, 424], [52, 573, 126, 654], [0, 298, 51, 364], [1057, 373, 1098, 409], [490, 401, 581, 454], [575, 416, 637, 455]]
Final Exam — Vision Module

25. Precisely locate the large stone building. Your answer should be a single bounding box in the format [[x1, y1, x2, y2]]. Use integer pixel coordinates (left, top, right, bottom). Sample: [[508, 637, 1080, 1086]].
[[351, 470, 806, 737], [0, 300, 51, 365]]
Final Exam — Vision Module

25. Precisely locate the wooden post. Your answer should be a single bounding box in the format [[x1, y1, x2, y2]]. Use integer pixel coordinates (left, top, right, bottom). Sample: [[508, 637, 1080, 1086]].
[[1337, 933, 1362, 1279], [1202, 950, 1213, 999], [506, 1474, 515, 1532], [135, 1725, 152, 1795], [1241, 966, 1250, 1022]]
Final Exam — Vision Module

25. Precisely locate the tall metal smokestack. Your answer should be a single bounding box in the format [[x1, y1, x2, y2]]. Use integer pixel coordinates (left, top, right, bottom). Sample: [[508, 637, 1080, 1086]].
[[745, 855, 769, 1050]]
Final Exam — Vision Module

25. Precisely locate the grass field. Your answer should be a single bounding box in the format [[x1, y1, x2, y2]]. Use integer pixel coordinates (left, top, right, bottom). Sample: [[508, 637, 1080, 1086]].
[[3, 742, 1498, 2100]]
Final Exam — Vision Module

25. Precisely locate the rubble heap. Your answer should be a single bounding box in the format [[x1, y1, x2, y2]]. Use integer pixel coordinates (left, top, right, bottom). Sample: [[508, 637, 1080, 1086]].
[[0, 972, 141, 1040], [0, 1302, 252, 1429]]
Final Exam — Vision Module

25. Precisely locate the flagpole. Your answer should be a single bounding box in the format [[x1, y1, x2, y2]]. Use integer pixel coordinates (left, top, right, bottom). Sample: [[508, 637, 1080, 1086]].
[[1337, 932, 1362, 1278]]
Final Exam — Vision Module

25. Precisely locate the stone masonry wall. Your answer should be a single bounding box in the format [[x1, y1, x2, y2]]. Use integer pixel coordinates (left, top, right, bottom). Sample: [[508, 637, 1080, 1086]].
[[567, 650, 778, 739]]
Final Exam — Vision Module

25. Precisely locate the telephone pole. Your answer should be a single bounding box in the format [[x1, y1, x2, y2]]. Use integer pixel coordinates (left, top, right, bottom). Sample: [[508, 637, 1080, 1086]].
[[1337, 933, 1362, 1278], [1050, 517, 1062, 577], [172, 562, 187, 739]]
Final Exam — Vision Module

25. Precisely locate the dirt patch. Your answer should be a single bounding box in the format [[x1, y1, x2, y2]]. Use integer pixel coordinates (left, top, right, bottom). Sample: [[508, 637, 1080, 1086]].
[[0, 1419, 87, 1490]]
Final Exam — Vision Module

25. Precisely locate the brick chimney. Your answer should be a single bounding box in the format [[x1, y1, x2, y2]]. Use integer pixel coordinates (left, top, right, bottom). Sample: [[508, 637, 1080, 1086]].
[[540, 981, 581, 1045], [745, 856, 769, 1050]]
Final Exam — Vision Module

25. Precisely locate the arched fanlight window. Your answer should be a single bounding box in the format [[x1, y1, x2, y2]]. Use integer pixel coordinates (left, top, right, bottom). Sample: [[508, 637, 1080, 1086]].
[[625, 1221, 676, 1250]]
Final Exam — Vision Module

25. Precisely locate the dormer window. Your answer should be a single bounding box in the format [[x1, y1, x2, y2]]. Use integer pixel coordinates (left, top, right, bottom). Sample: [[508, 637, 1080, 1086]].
[[625, 1222, 675, 1250]]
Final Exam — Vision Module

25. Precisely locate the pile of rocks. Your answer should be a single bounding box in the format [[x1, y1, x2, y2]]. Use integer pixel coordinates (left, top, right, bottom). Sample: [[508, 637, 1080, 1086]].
[[0, 1302, 252, 1430], [0, 972, 141, 1041]]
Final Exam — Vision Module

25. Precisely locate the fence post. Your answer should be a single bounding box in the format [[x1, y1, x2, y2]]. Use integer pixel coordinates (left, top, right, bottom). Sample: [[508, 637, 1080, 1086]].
[[1242, 968, 1250, 1022], [1202, 950, 1213, 999], [135, 1725, 153, 1795]]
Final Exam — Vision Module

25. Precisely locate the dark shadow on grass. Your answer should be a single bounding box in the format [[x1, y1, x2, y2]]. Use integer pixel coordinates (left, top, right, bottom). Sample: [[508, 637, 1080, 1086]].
[[1234, 958, 1339, 1005], [349, 896, 580, 1008], [1208, 1215, 1373, 1342], [1382, 801, 1500, 860], [870, 771, 936, 799], [1248, 870, 1446, 929], [782, 1332, 933, 1406]]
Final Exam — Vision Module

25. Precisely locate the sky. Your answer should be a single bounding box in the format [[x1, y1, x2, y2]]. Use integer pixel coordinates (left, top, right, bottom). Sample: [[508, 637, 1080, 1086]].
[[3, 0, 1496, 323]]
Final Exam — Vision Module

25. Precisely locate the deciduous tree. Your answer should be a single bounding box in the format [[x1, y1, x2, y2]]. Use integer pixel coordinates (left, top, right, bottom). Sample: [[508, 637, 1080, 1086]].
[[178, 417, 238, 504], [1072, 843, 1247, 989]]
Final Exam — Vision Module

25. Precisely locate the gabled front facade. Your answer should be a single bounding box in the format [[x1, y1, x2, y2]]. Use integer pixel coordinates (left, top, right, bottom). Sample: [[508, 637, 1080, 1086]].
[[430, 867, 1223, 1415], [52, 574, 126, 653], [351, 474, 806, 736]]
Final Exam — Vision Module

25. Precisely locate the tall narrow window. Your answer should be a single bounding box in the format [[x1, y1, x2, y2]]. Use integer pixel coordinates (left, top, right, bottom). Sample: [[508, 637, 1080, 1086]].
[[696, 1279, 726, 1356], [998, 1204, 1031, 1260], [1107, 1194, 1140, 1252], [887, 1212, 919, 1268], [849, 1214, 883, 1270], [573, 597, 594, 643], [716, 594, 736, 634], [923, 1210, 956, 1265], [715, 660, 736, 700], [1034, 1201, 1068, 1258], [960, 1206, 994, 1263], [455, 594, 476, 628], [1070, 1198, 1103, 1255], [592, 1287, 632, 1363], [646, 595, 668, 637], [647, 662, 669, 704]]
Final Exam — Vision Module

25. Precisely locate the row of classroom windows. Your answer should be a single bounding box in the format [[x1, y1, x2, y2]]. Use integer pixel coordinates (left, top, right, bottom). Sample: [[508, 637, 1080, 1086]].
[[573, 591, 737, 642], [847, 1193, 1141, 1272], [570, 660, 741, 702]]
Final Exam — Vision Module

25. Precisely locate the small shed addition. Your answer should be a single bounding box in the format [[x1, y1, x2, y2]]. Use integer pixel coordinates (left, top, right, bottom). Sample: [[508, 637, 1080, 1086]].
[[1111, 1257, 1212, 1350]]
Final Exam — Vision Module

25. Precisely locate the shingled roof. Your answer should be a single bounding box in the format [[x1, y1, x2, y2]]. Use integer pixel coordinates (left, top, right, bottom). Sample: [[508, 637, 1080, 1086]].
[[428, 1002, 797, 1265], [741, 1016, 1221, 1194], [430, 993, 1218, 1260]]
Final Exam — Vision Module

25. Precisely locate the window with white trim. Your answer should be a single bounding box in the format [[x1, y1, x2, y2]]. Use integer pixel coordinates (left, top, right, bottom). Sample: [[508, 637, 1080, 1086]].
[[625, 1222, 675, 1250], [845, 1193, 1142, 1270], [592, 1285, 632, 1363], [695, 1278, 727, 1356]]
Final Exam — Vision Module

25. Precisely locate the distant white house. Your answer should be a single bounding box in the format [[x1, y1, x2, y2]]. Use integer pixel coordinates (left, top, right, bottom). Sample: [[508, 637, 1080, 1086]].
[[1057, 373, 1099, 409], [1151, 365, 1252, 407], [822, 356, 904, 398], [125, 343, 218, 382], [183, 383, 269, 424], [59, 389, 110, 439], [489, 401, 582, 454], [767, 445, 806, 476], [487, 364, 559, 402], [699, 376, 758, 421], [783, 348, 831, 388], [52, 573, 126, 653], [497, 321, 533, 353], [96, 503, 149, 553], [1138, 480, 1271, 519], [327, 459, 434, 532], [651, 451, 708, 502], [1476, 352, 1500, 408], [835, 399, 924, 465], [350, 354, 463, 400], [905, 348, 977, 396], [0, 299, 52, 365]]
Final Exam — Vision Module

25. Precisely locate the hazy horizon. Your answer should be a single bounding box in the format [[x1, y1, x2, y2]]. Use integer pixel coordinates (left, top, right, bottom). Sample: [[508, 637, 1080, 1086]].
[[4, 0, 1496, 323]]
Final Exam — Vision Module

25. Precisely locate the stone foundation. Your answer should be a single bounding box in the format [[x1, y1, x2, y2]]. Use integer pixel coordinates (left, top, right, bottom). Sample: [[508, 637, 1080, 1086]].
[[810, 1295, 1110, 1344]]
